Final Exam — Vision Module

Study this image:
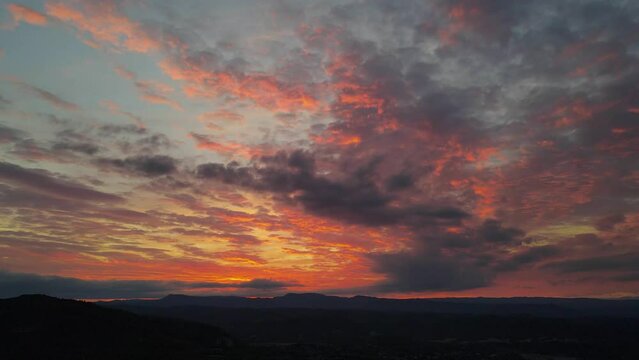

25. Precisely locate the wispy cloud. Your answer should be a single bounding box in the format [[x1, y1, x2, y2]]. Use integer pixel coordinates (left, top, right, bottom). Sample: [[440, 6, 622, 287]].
[[0, 270, 299, 299], [5, 3, 47, 28], [13, 80, 79, 111]]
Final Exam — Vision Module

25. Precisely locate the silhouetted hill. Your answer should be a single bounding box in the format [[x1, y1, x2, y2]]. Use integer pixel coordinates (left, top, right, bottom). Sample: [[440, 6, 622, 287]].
[[104, 292, 639, 318], [102, 293, 639, 359], [0, 295, 232, 360], [2, 294, 637, 359]]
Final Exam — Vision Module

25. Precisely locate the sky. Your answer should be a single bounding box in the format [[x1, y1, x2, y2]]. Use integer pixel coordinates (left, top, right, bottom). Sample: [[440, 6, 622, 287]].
[[0, 0, 638, 299]]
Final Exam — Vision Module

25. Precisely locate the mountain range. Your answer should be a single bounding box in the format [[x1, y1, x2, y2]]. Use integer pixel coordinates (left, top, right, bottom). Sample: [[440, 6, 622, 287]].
[[102, 292, 639, 318]]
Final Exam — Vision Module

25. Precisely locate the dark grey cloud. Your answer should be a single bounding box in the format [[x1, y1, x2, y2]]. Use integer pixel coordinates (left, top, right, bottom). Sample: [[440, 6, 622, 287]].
[[98, 124, 147, 136], [197, 150, 468, 227], [99, 155, 177, 176], [0, 161, 122, 203], [385, 172, 414, 191], [595, 214, 626, 231], [0, 125, 100, 162], [196, 161, 254, 186], [477, 219, 525, 244], [0, 270, 298, 299], [365, 218, 530, 291], [612, 273, 639, 282], [0, 184, 94, 211], [369, 251, 493, 292], [7, 138, 54, 161], [496, 245, 562, 272], [545, 253, 639, 274], [51, 142, 100, 155], [53, 125, 173, 162], [130, 133, 172, 152], [0, 124, 26, 144]]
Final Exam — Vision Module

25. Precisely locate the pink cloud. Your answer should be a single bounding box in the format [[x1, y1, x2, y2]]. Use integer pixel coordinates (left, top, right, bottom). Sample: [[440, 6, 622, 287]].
[[100, 100, 145, 129], [160, 58, 320, 113], [197, 110, 245, 123], [113, 66, 182, 110], [45, 1, 159, 53], [189, 133, 270, 159], [6, 3, 47, 27]]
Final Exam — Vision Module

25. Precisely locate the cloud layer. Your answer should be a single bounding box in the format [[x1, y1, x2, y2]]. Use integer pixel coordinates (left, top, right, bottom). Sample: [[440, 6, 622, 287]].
[[0, 270, 297, 299], [0, 0, 638, 298]]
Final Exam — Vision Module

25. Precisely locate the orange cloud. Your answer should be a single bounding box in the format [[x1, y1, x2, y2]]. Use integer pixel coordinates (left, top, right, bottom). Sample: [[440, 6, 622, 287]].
[[539, 98, 621, 128], [113, 66, 182, 110], [136, 80, 182, 110], [567, 51, 621, 78], [311, 129, 361, 147], [45, 1, 159, 52], [6, 3, 47, 27], [160, 59, 320, 113], [42, 1, 319, 113], [471, 180, 498, 219], [198, 110, 245, 123], [190, 133, 269, 159], [438, 2, 481, 46]]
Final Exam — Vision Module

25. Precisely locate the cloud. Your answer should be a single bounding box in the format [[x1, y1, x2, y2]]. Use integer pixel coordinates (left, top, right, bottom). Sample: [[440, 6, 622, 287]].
[[0, 124, 26, 144], [44, 1, 159, 52], [14, 81, 79, 111], [3, 0, 639, 296], [190, 133, 268, 159], [101, 100, 144, 128], [384, 172, 415, 192], [98, 124, 147, 136], [114, 66, 182, 110], [0, 270, 298, 299], [135, 80, 182, 110], [237, 278, 296, 290], [44, 0, 318, 112], [196, 162, 255, 186], [369, 251, 493, 292], [0, 93, 10, 108], [595, 214, 626, 231], [98, 155, 177, 177], [496, 245, 562, 272], [5, 3, 47, 28], [477, 219, 525, 244], [365, 217, 530, 291], [198, 110, 245, 123], [159, 57, 320, 112], [0, 161, 122, 203], [51, 142, 100, 155], [545, 253, 639, 274], [197, 150, 468, 227]]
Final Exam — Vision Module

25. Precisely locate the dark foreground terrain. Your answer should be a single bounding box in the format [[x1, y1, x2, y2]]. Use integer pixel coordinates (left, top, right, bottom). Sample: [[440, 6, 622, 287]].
[[2, 294, 639, 359], [0, 295, 231, 359]]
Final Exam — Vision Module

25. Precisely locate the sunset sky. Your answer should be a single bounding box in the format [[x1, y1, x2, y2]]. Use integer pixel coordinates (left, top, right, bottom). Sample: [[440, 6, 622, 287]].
[[1, 0, 638, 299]]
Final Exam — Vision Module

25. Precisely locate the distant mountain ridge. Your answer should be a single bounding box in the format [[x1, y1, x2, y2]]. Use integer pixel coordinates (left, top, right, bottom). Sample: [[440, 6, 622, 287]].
[[102, 292, 639, 318]]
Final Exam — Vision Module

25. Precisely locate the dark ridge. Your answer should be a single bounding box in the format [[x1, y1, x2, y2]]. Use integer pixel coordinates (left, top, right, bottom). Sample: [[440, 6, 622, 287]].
[[103, 295, 639, 360], [0, 294, 232, 360], [5, 294, 639, 359], [102, 293, 639, 318]]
